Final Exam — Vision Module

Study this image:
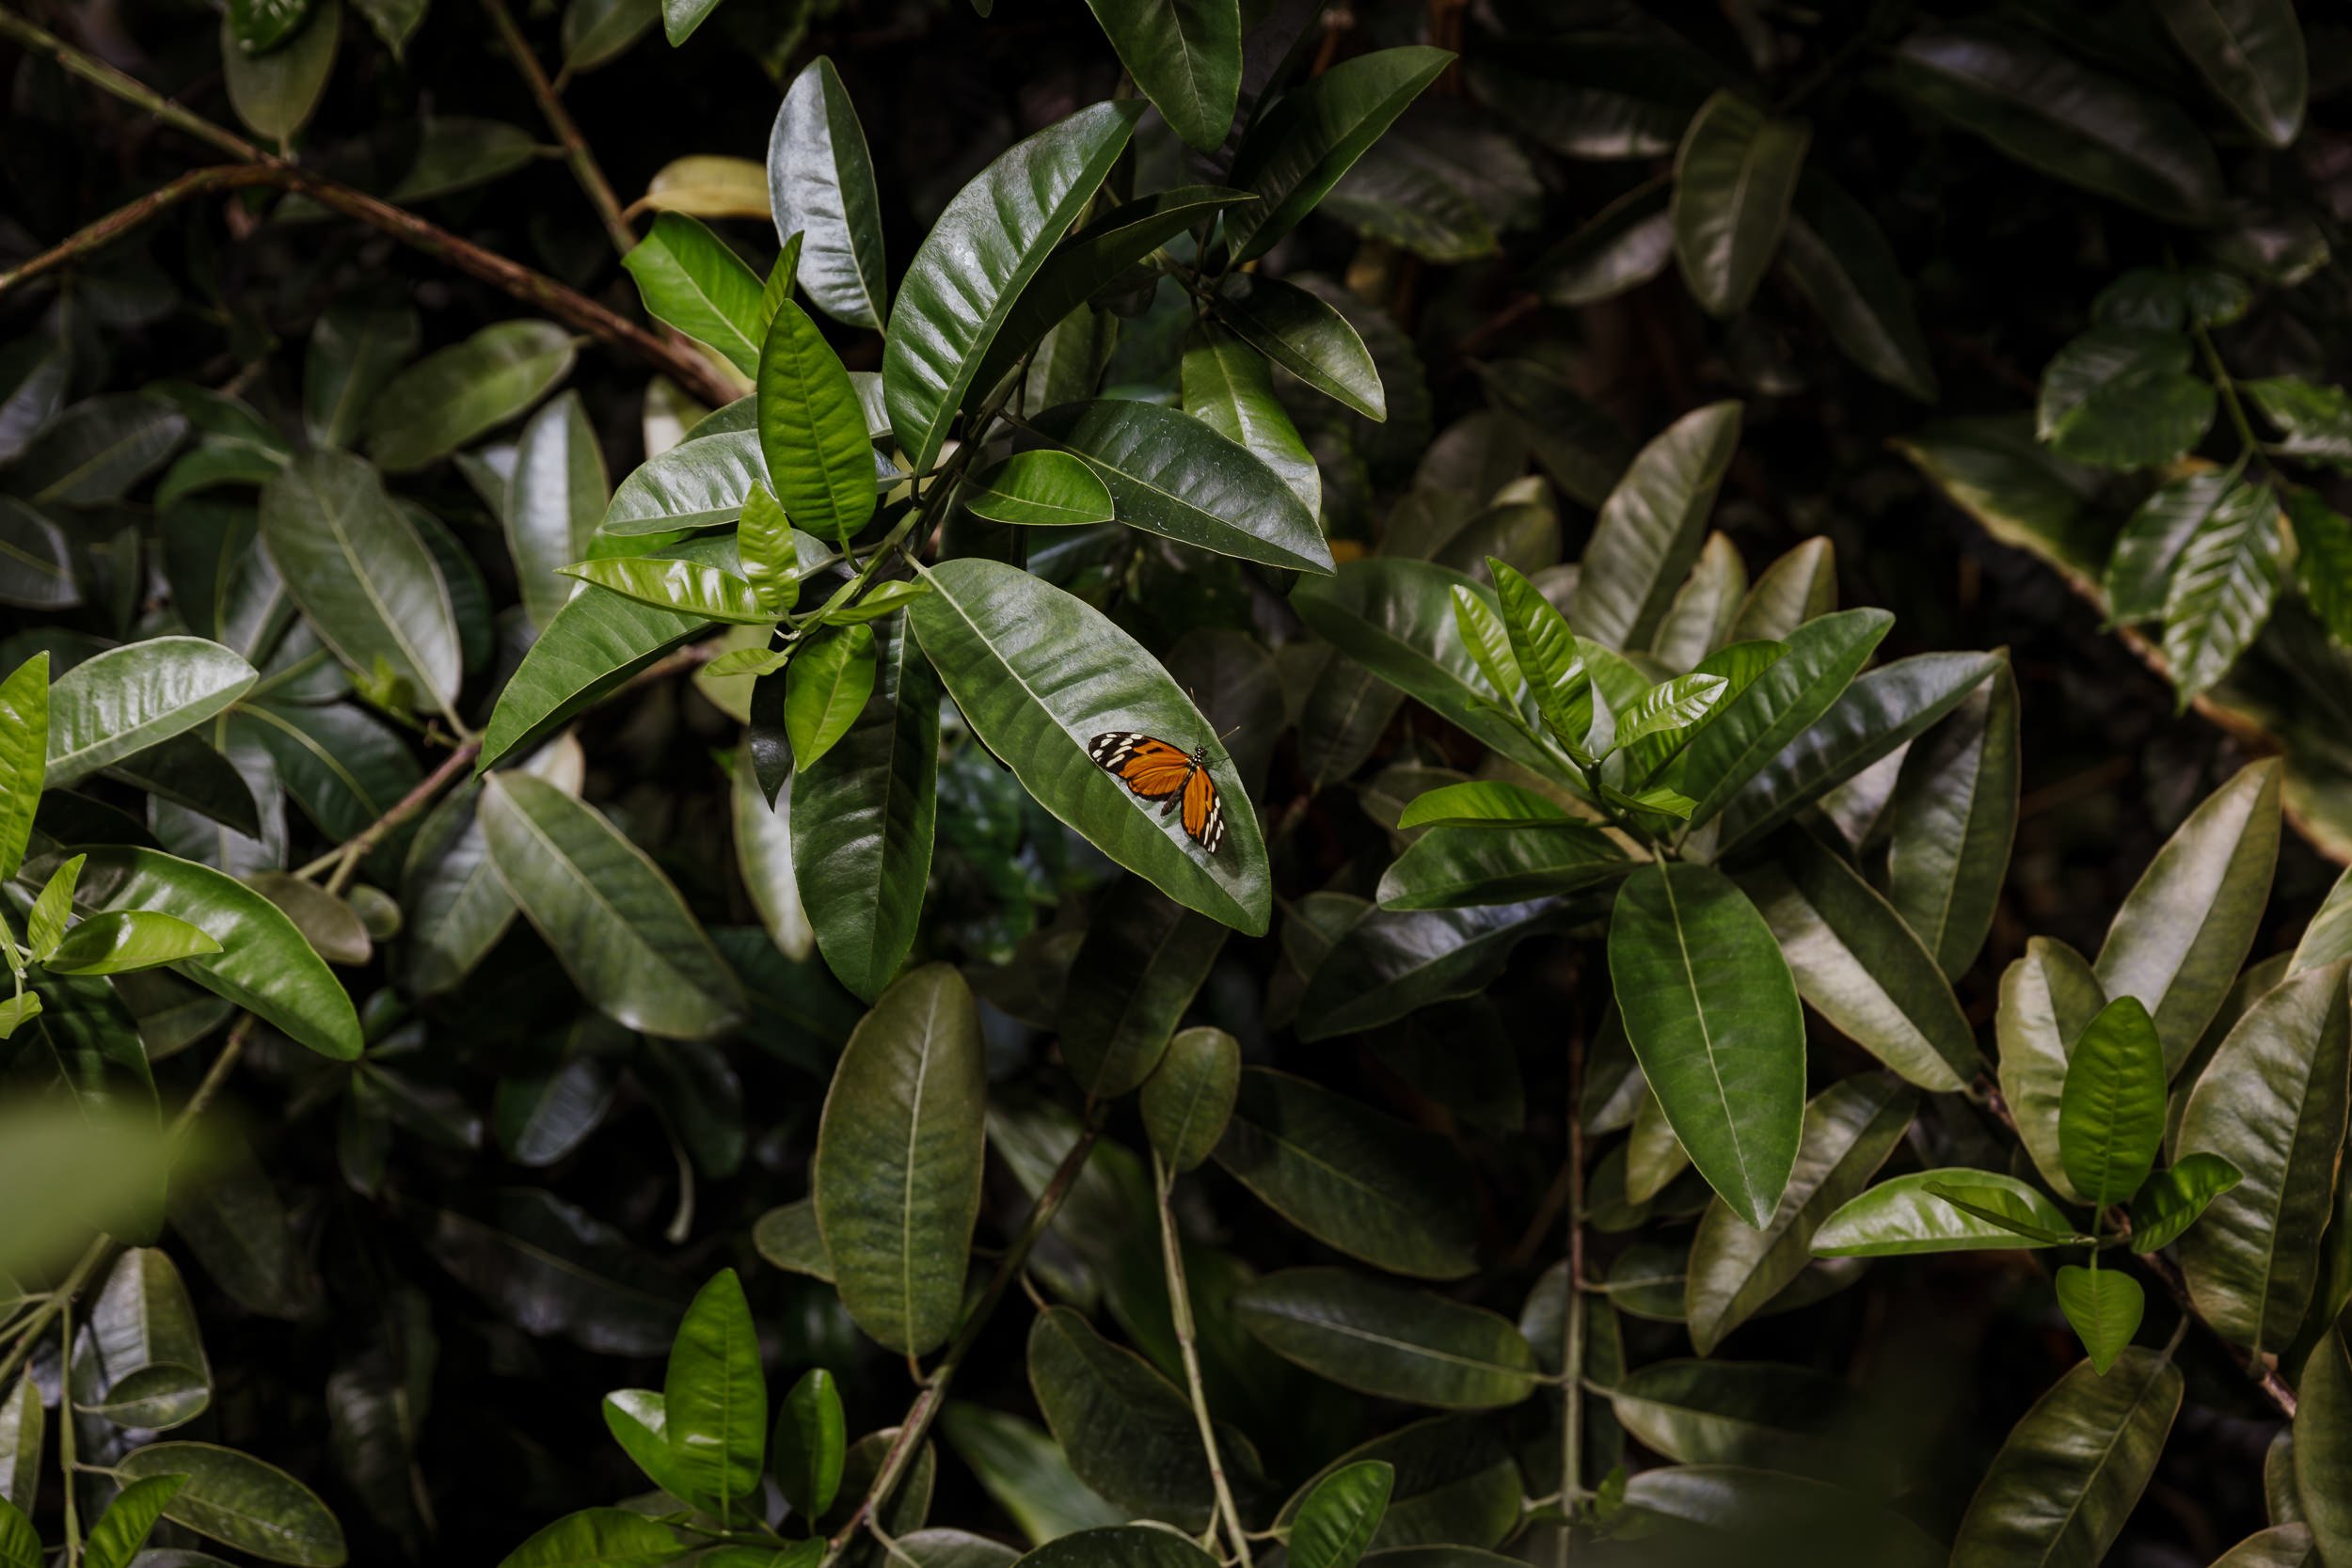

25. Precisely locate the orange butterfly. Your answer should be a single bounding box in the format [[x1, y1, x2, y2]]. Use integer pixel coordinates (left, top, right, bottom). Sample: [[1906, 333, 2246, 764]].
[[1089, 732, 1226, 853]]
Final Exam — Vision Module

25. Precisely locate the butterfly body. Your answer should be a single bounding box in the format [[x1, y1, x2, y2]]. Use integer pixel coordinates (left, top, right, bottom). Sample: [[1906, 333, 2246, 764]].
[[1089, 731, 1226, 854]]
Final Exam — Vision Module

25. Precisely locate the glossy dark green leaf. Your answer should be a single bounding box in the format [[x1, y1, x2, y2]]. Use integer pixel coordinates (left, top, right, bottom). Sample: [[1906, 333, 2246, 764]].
[[85, 1247, 210, 1429], [1684, 1073, 1915, 1353], [1141, 1026, 1239, 1175], [71, 847, 360, 1058], [1213, 1068, 1477, 1279], [814, 964, 987, 1354], [230, 699, 419, 844], [2296, 1328, 2352, 1567], [302, 303, 418, 451], [965, 451, 1116, 527], [1290, 1461, 1392, 1568], [1947, 1349, 2182, 1567], [907, 557, 1268, 933], [1676, 607, 1889, 832], [1814, 1168, 2076, 1257], [1885, 662, 2016, 977], [2036, 327, 2214, 470], [1025, 400, 1329, 572], [769, 57, 887, 331], [389, 118, 539, 201], [259, 451, 460, 712], [1997, 938, 2107, 1202], [1233, 1268, 1539, 1408], [1534, 184, 1673, 308], [1011, 1527, 1216, 1568], [2154, 0, 2306, 147], [1778, 173, 1937, 402], [2097, 758, 2280, 1072], [2176, 958, 2351, 1359], [1609, 863, 1805, 1229], [1209, 273, 1383, 420], [0, 1375, 40, 1510], [885, 103, 1141, 474], [1179, 323, 1319, 517], [1713, 649, 1999, 854], [1296, 901, 1565, 1039], [664, 1269, 765, 1522], [1084, 0, 1238, 149], [779, 623, 873, 771], [2284, 491, 2352, 648], [1570, 403, 1739, 653], [365, 321, 574, 474], [1026, 1307, 1217, 1528], [505, 392, 608, 633], [1470, 359, 1631, 511], [116, 1443, 345, 1566], [775, 1368, 846, 1518], [622, 214, 764, 377], [44, 638, 255, 789], [2108, 467, 2233, 624], [2163, 478, 2284, 703], [479, 772, 745, 1039], [1671, 93, 1807, 319], [1060, 880, 1227, 1099], [2058, 995, 2167, 1209], [793, 615, 937, 1000], [1375, 822, 1630, 911], [494, 1510, 679, 1568], [1224, 47, 1454, 263], [1896, 26, 2224, 222], [1608, 1359, 1871, 1480], [1274, 1418, 1519, 1553]]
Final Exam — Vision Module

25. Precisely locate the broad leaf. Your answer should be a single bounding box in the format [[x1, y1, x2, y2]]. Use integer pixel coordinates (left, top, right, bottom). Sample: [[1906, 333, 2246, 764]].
[[1671, 92, 1807, 318], [758, 300, 875, 546], [1181, 324, 1320, 516], [1677, 608, 1891, 830], [45, 638, 255, 789], [2297, 1329, 2352, 1567], [116, 1442, 346, 1566], [1289, 1462, 1391, 1568], [814, 964, 988, 1354], [506, 393, 609, 632], [1814, 1169, 2079, 1256], [1996, 938, 2107, 1202], [1026, 1307, 1217, 1529], [365, 321, 575, 474], [1232, 1268, 1540, 1409], [1224, 47, 1454, 263], [1570, 403, 1740, 653], [2153, 0, 2306, 148], [1084, 0, 1238, 150], [1060, 880, 1226, 1099], [1209, 273, 1384, 420], [2055, 1265, 2144, 1374], [622, 214, 765, 376], [664, 1269, 766, 1523], [2058, 995, 2166, 1209], [783, 624, 876, 769], [2127, 1151, 2241, 1253], [1885, 663, 2017, 977], [770, 57, 888, 330], [775, 1369, 847, 1518], [1140, 1026, 1239, 1175], [2163, 478, 2284, 703], [964, 451, 1116, 527]]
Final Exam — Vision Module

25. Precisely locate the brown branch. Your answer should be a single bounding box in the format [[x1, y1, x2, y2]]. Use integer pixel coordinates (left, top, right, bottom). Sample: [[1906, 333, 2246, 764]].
[[0, 163, 738, 404], [475, 0, 636, 258]]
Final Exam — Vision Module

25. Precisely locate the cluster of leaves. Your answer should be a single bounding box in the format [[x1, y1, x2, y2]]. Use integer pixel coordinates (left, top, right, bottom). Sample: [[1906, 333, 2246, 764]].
[[11, 0, 2352, 1565]]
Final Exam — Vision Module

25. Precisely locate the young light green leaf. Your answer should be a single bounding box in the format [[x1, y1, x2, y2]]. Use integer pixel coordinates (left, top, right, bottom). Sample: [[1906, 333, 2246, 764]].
[[664, 1269, 766, 1523], [774, 1369, 847, 1519], [1393, 781, 1573, 830], [1182, 323, 1320, 516], [84, 1475, 187, 1568], [622, 214, 766, 376], [814, 964, 988, 1355], [758, 300, 876, 546], [2127, 1152, 2242, 1254], [2055, 1265, 2144, 1374], [2058, 995, 2167, 1209], [964, 451, 1116, 527], [44, 911, 223, 975], [0, 654, 46, 882], [1997, 938, 2107, 1202], [558, 557, 772, 624], [782, 623, 876, 770], [1814, 1169, 2076, 1256], [495, 1510, 680, 1568], [1289, 1461, 1393, 1568]]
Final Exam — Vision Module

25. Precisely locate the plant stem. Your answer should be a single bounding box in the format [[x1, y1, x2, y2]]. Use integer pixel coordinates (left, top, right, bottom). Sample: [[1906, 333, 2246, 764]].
[[298, 737, 484, 885], [816, 1115, 1105, 1568], [2195, 325, 2264, 461], [1155, 1152, 1252, 1568], [58, 1307, 79, 1568], [1556, 1022, 1589, 1567], [474, 0, 636, 257], [0, 7, 264, 163]]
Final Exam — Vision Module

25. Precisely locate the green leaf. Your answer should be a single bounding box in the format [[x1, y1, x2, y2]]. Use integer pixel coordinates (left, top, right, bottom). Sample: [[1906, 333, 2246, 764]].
[[2296, 1329, 2352, 1567], [1393, 782, 1572, 830], [559, 556, 771, 624], [1671, 93, 1807, 319], [1140, 1025, 1239, 1175], [906, 557, 1269, 934], [85, 1247, 210, 1430], [1025, 400, 1331, 572], [1778, 173, 1937, 402], [2285, 491, 2352, 646], [1060, 882, 1227, 1100], [1885, 663, 2017, 978], [2058, 995, 2168, 1209], [1571, 404, 1740, 653], [2036, 326, 2215, 469], [1290, 1462, 1393, 1568], [1233, 1268, 1540, 1409], [1684, 1073, 1915, 1353], [1487, 559, 1589, 754], [1737, 829, 1979, 1091], [479, 772, 745, 1039], [1213, 1068, 1477, 1279], [2162, 478, 2284, 703], [1026, 1307, 1219, 1529], [2209, 1527, 2319, 1567], [737, 483, 800, 617], [602, 1390, 688, 1499], [1011, 1528, 1217, 1568], [400, 747, 581, 998], [259, 451, 460, 712], [388, 118, 540, 201], [1607, 1359, 1873, 1480], [1712, 650, 2000, 854], [44, 639, 255, 789], [2055, 1265, 2144, 1374], [1181, 324, 1319, 516], [769, 57, 888, 331], [775, 1369, 847, 1519], [2153, 0, 2306, 148], [24, 855, 75, 962], [1375, 822, 1631, 911], [965, 451, 1115, 527], [12, 395, 189, 505], [1896, 25, 2224, 221], [884, 102, 1141, 474], [783, 624, 876, 770], [1470, 359, 1633, 511], [0, 1364, 42, 1511], [622, 214, 765, 377], [665, 1269, 766, 1523], [230, 0, 308, 52], [221, 0, 339, 143], [2127, 1151, 2242, 1253], [752, 1199, 834, 1282], [793, 616, 938, 999], [85, 1475, 186, 1568], [303, 303, 419, 451], [1608, 863, 1805, 1229], [503, 391, 609, 633], [1815, 1169, 2079, 1256], [45, 911, 221, 975], [495, 1509, 680, 1568], [0, 1497, 35, 1568], [2109, 467, 2233, 624], [71, 847, 361, 1058], [2175, 958, 2352, 1359], [2246, 377, 2352, 467], [1224, 47, 1454, 264], [1997, 938, 2108, 1202], [2096, 758, 2281, 1072], [365, 321, 575, 474], [1273, 1417, 1520, 1553], [1614, 673, 1728, 752], [116, 1442, 346, 1566], [1295, 902, 1563, 1039], [814, 964, 988, 1354], [1947, 1349, 2183, 1566], [0, 655, 42, 882], [0, 500, 74, 612], [1209, 273, 1384, 420], [759, 301, 876, 547]]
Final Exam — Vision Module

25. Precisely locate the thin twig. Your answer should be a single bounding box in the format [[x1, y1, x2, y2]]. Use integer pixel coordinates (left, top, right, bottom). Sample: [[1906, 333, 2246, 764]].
[[1156, 1153, 1252, 1568], [474, 0, 637, 258]]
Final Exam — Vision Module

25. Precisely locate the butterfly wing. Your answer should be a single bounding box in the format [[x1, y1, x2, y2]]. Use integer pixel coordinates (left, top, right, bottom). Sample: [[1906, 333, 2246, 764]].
[[1180, 763, 1224, 852], [1089, 733, 1194, 799]]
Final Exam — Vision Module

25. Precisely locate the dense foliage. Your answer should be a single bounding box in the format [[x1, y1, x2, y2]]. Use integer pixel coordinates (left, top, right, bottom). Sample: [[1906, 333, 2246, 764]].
[[6, 0, 2352, 1566]]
